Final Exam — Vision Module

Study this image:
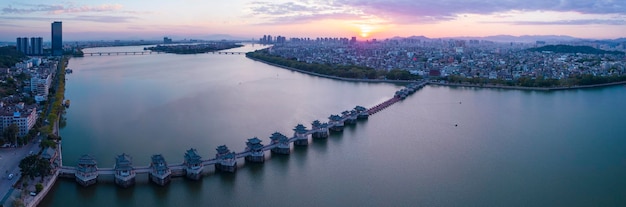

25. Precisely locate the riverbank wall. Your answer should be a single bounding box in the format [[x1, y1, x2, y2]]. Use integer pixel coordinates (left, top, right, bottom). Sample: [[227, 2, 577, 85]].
[[26, 170, 59, 207], [430, 81, 626, 91]]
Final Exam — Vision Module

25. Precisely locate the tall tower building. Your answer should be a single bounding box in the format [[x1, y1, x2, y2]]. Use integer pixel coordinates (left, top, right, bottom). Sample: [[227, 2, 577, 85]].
[[51, 21, 63, 56], [16, 37, 29, 54], [31, 37, 43, 55]]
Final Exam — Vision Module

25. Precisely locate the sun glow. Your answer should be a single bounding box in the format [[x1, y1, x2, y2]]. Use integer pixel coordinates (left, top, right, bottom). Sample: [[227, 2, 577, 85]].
[[359, 24, 373, 38]]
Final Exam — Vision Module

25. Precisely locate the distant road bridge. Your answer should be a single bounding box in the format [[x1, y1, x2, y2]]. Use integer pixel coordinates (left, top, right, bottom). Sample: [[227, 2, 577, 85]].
[[82, 51, 162, 56], [82, 51, 246, 56]]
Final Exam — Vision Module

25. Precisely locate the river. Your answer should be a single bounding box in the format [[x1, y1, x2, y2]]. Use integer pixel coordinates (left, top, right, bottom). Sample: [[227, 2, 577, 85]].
[[40, 44, 626, 206]]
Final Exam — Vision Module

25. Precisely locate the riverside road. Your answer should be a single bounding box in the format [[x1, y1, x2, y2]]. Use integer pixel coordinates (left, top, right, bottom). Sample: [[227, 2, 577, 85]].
[[0, 137, 43, 205]]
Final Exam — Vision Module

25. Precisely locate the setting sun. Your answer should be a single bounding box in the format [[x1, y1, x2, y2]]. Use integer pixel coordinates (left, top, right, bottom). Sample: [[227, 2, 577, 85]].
[[359, 25, 373, 38]]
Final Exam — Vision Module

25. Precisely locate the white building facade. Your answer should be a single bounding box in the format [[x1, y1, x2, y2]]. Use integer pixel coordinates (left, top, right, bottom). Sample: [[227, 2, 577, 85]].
[[0, 102, 38, 137], [30, 73, 52, 101]]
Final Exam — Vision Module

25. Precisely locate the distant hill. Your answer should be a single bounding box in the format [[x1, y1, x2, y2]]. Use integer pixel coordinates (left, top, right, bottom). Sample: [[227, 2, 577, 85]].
[[528, 44, 625, 55], [166, 34, 250, 41], [392, 35, 585, 43], [591, 38, 626, 47], [492, 35, 579, 42], [387, 36, 431, 41], [449, 35, 582, 43]]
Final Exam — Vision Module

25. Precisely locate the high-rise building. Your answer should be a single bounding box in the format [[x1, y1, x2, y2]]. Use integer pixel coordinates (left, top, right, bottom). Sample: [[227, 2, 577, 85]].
[[15, 37, 44, 55], [275, 36, 286, 43], [51, 21, 63, 56], [16, 37, 29, 54], [163, 37, 172, 44], [31, 37, 43, 55]]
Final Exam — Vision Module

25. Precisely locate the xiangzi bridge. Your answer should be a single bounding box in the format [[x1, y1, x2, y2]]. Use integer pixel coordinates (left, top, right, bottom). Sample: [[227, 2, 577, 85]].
[[56, 81, 428, 187]]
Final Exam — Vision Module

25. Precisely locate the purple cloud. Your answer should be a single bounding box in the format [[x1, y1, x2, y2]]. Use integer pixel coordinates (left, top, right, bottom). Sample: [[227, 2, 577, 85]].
[[2, 4, 64, 14], [499, 19, 626, 25], [247, 1, 366, 24], [2, 3, 123, 14], [0, 21, 22, 27], [248, 1, 315, 16], [0, 15, 136, 23], [248, 0, 626, 25], [72, 15, 137, 23], [337, 0, 626, 17], [256, 13, 364, 25]]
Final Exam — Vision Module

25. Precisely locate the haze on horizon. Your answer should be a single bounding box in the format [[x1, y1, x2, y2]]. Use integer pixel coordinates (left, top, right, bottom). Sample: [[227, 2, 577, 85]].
[[0, 0, 625, 41]]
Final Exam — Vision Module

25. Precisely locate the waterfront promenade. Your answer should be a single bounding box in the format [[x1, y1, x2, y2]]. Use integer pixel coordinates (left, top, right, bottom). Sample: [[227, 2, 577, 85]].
[[430, 81, 626, 91], [0, 139, 43, 206]]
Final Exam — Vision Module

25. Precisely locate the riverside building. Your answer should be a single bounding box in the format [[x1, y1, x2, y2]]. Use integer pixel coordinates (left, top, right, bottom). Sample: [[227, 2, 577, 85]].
[[0, 102, 38, 137]]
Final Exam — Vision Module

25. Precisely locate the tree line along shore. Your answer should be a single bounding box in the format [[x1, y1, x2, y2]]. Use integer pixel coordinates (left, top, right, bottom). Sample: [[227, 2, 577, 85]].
[[145, 43, 243, 54], [246, 49, 421, 81]]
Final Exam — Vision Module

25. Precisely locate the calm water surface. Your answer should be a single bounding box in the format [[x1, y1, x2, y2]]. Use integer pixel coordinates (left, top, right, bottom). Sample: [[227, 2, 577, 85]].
[[41, 44, 626, 206]]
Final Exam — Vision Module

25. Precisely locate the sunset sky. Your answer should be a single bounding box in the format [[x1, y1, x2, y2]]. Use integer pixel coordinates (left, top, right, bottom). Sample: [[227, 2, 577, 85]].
[[1, 0, 625, 41]]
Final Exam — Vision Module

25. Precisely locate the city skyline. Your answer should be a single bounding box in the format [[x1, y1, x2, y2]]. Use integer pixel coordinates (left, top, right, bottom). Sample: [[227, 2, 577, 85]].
[[0, 0, 625, 41]]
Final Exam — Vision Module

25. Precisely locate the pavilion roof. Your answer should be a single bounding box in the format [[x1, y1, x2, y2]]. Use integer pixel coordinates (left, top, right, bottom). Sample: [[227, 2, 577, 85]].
[[77, 154, 97, 165], [293, 124, 307, 133], [185, 148, 202, 161], [216, 145, 231, 154], [115, 153, 133, 170]]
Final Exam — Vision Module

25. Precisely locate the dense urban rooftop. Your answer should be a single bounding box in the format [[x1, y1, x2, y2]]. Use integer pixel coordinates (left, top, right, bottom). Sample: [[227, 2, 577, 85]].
[[251, 36, 626, 87]]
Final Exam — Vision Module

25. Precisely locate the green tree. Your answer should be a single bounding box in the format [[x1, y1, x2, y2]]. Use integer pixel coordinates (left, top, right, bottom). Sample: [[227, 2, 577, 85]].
[[0, 46, 27, 68], [47, 114, 56, 125], [17, 136, 26, 146], [13, 73, 29, 82], [28, 129, 38, 138], [39, 139, 56, 149], [22, 96, 36, 105], [38, 126, 51, 136], [5, 124, 19, 146], [18, 155, 52, 180], [35, 183, 43, 193], [246, 50, 422, 81], [12, 198, 25, 207]]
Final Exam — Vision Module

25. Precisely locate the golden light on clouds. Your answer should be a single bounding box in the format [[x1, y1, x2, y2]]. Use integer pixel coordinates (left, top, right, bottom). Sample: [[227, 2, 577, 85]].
[[359, 25, 372, 37], [0, 0, 624, 40]]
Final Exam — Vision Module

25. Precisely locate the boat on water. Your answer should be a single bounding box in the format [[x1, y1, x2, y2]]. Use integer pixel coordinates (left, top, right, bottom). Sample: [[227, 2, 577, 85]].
[[64, 100, 71, 108]]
